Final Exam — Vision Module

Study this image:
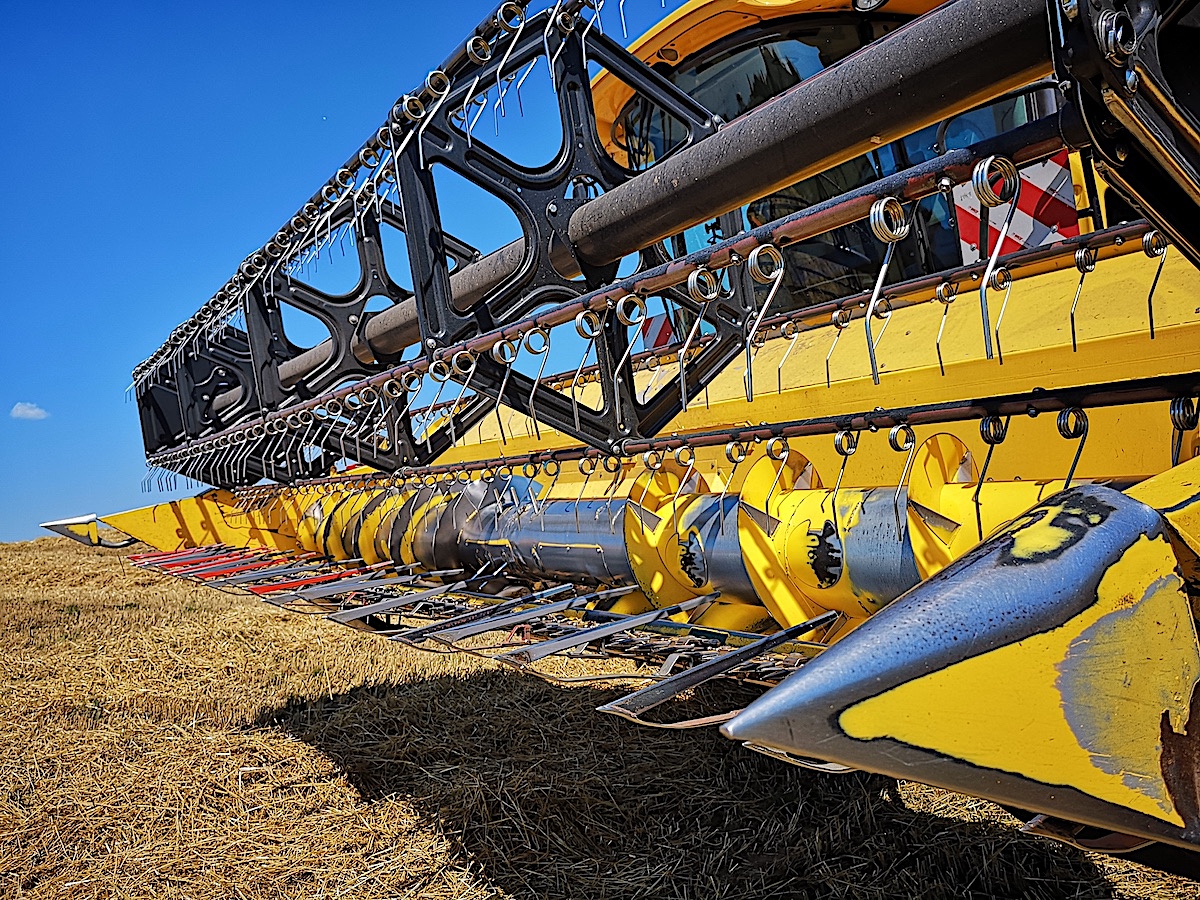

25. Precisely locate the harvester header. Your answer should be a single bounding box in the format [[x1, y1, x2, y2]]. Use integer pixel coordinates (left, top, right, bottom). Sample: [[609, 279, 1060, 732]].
[[45, 0, 1200, 875]]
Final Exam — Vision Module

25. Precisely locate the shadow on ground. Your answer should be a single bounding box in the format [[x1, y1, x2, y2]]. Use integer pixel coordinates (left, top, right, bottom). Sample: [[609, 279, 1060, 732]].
[[255, 670, 1114, 900]]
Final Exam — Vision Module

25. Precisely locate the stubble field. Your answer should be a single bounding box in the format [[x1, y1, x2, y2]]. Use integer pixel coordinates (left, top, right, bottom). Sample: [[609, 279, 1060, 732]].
[[1, 537, 1195, 899]]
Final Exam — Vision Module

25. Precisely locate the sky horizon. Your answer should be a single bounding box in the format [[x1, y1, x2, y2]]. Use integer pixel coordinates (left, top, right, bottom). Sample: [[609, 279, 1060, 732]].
[[0, 0, 688, 542]]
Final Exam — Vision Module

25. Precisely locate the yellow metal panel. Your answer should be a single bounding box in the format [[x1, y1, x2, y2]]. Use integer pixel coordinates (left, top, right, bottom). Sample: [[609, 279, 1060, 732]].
[[838, 531, 1199, 826], [100, 490, 299, 553]]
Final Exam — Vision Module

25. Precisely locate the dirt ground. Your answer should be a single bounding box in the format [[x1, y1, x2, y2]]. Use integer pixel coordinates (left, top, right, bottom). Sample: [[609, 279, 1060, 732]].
[[2, 537, 1197, 900]]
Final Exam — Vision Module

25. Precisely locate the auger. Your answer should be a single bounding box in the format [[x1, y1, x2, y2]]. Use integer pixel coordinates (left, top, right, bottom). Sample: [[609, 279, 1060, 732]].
[[44, 0, 1200, 875]]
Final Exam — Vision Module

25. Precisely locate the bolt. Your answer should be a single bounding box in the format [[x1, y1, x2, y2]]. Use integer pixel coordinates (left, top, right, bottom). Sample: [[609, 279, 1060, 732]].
[[1125, 68, 1139, 93], [547, 201, 558, 216], [348, 315, 359, 325], [1114, 143, 1129, 162]]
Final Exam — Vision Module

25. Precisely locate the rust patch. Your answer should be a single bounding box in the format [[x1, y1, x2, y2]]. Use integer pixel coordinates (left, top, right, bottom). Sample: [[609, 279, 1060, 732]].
[[1161, 682, 1200, 834]]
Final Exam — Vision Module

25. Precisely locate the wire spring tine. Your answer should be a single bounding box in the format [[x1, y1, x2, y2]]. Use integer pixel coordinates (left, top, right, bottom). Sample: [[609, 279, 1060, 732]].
[[580, 0, 605, 69], [776, 320, 800, 395], [524, 326, 552, 440], [1069, 246, 1097, 353], [679, 269, 718, 409], [825, 431, 857, 546], [636, 449, 663, 512], [459, 34, 494, 148], [989, 268, 1014, 364], [889, 424, 917, 539], [1057, 407, 1089, 490], [763, 437, 791, 526], [539, 460, 562, 532], [571, 310, 602, 432], [670, 446, 696, 544], [492, 3, 527, 124], [521, 461, 544, 522], [602, 455, 623, 534], [1143, 230, 1169, 340], [574, 456, 596, 532], [973, 414, 1009, 542], [718, 440, 748, 535], [825, 308, 852, 388], [1170, 397, 1199, 466], [974, 157, 1021, 360], [397, 371, 424, 421], [744, 244, 785, 402], [611, 295, 648, 431], [545, 2, 568, 89], [473, 468, 495, 512], [934, 281, 957, 376], [489, 338, 520, 444], [421, 359, 454, 451], [447, 350, 478, 446], [865, 198, 910, 384]]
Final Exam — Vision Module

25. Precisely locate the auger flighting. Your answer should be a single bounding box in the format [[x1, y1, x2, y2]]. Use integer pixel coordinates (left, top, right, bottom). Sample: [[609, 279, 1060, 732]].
[[47, 0, 1200, 876]]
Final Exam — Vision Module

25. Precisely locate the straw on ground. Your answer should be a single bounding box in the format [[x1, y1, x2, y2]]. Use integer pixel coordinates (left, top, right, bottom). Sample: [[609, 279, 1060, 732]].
[[1, 538, 1193, 899]]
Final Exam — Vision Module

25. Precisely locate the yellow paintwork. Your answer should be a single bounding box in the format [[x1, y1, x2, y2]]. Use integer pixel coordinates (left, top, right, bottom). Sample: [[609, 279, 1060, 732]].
[[433, 243, 1200, 508], [101, 489, 300, 552], [839, 531, 1200, 826]]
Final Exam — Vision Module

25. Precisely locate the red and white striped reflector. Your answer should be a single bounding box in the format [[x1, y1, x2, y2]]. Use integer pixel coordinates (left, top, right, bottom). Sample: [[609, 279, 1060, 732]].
[[954, 149, 1079, 260], [640, 313, 675, 350]]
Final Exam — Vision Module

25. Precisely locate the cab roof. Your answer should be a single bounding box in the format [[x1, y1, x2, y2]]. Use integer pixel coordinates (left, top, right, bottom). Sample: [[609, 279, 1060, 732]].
[[592, 0, 940, 162]]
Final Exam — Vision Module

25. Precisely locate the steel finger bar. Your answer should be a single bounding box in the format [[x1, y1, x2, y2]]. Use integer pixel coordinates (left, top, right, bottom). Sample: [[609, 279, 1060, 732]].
[[500, 593, 717, 666], [596, 610, 838, 725]]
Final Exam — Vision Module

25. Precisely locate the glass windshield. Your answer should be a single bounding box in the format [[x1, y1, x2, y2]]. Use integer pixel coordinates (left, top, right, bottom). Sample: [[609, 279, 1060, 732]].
[[617, 22, 878, 170]]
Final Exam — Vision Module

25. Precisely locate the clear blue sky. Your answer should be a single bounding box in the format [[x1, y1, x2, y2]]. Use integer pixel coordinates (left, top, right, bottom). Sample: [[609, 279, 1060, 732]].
[[0, 0, 688, 541]]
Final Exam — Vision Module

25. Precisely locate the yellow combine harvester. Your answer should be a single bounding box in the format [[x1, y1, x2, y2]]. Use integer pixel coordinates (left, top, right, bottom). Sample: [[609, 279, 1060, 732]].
[[45, 0, 1200, 875]]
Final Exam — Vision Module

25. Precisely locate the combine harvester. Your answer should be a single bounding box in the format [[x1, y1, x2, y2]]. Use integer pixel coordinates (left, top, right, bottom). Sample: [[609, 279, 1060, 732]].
[[46, 0, 1200, 875]]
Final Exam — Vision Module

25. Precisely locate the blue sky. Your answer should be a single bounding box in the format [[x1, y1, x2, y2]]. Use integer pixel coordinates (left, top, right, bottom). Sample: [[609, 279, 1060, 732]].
[[0, 0, 687, 542]]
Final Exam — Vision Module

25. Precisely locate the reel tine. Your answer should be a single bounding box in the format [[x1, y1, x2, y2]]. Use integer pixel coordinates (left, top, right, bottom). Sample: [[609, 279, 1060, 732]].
[[717, 440, 747, 535], [678, 270, 718, 409], [934, 281, 957, 377], [570, 309, 602, 432], [973, 415, 1010, 542], [1058, 408, 1089, 489], [989, 268, 1013, 364], [574, 456, 596, 532], [825, 308, 852, 389], [974, 156, 1021, 360], [744, 244, 785, 402], [524, 326, 551, 440], [1069, 246, 1097, 353], [776, 321, 800, 395], [864, 198, 910, 385], [1170, 397, 1198, 466], [669, 446, 696, 543], [1143, 230, 1169, 339], [889, 424, 917, 539]]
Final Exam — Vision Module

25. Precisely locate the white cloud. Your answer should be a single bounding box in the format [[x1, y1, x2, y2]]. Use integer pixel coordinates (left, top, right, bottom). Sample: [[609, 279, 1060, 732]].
[[10, 402, 49, 421]]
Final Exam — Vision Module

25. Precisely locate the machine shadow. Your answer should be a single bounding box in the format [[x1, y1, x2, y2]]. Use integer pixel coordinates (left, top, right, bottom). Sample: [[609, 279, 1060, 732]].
[[254, 669, 1116, 900]]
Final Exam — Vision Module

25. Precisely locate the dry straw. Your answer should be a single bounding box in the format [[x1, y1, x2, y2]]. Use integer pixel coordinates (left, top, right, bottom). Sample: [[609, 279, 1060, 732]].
[[0, 537, 1193, 899]]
